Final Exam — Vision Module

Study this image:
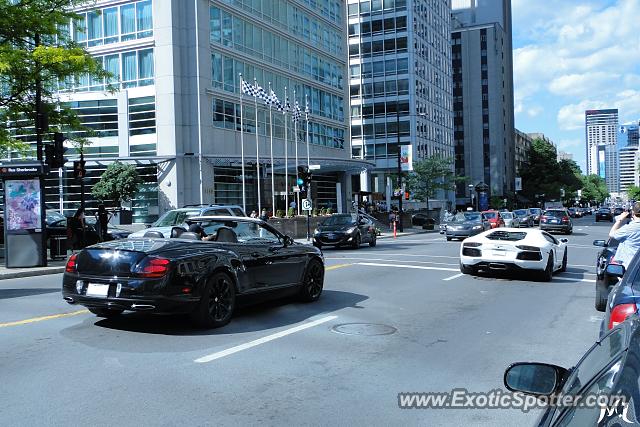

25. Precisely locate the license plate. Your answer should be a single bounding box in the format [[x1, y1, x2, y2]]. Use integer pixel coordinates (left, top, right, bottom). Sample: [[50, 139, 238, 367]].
[[86, 283, 109, 297], [327, 233, 335, 239], [493, 250, 506, 256], [552, 219, 559, 224]]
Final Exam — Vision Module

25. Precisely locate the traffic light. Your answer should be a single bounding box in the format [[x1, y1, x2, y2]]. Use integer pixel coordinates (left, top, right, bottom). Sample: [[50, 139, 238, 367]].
[[297, 165, 312, 187], [73, 160, 86, 179], [45, 132, 67, 169]]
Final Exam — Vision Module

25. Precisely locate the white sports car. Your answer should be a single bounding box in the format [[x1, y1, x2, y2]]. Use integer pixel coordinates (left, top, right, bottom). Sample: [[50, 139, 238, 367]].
[[459, 228, 568, 281]]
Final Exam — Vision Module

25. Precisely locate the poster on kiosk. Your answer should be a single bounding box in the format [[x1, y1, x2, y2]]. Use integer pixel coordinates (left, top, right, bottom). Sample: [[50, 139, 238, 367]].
[[0, 162, 47, 267]]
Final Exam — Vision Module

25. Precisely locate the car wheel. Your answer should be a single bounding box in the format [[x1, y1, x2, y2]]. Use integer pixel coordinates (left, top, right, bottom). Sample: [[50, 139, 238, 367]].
[[368, 235, 377, 247], [540, 253, 554, 282], [88, 307, 124, 318], [351, 233, 361, 249], [566, 229, 572, 235], [460, 262, 476, 275], [595, 282, 609, 312], [299, 258, 324, 302], [560, 249, 568, 272], [191, 272, 236, 328]]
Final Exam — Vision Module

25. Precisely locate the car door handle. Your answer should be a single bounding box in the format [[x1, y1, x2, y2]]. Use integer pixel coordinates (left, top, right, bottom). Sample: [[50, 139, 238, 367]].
[[250, 252, 261, 257]]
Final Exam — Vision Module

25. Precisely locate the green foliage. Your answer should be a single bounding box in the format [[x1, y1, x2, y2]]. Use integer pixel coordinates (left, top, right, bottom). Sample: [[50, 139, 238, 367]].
[[626, 185, 640, 201], [287, 207, 295, 217], [406, 155, 456, 209], [275, 209, 285, 218], [0, 0, 112, 154], [580, 174, 609, 204], [490, 196, 505, 209], [319, 207, 327, 215], [91, 161, 142, 205], [326, 207, 333, 215], [312, 208, 319, 216]]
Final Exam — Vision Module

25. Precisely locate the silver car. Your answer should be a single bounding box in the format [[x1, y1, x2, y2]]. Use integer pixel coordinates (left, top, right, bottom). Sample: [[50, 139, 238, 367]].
[[500, 212, 520, 228]]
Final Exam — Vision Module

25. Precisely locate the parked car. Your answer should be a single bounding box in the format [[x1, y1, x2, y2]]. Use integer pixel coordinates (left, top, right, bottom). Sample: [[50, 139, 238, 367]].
[[459, 228, 568, 281], [504, 313, 640, 426], [528, 207, 542, 225], [600, 258, 640, 337], [313, 213, 376, 249], [63, 216, 324, 328], [513, 209, 534, 227], [411, 212, 431, 227], [593, 238, 620, 312], [128, 205, 246, 238], [500, 212, 520, 228], [444, 211, 491, 241], [539, 209, 573, 235], [595, 207, 614, 222], [482, 210, 505, 229]]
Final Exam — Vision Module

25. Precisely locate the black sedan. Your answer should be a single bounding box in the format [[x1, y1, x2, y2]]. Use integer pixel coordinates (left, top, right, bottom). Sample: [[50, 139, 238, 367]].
[[528, 207, 542, 225], [313, 213, 376, 249], [539, 209, 573, 234], [504, 313, 640, 426], [444, 211, 491, 241], [512, 209, 534, 227], [62, 216, 324, 328], [595, 208, 614, 222], [593, 238, 620, 311]]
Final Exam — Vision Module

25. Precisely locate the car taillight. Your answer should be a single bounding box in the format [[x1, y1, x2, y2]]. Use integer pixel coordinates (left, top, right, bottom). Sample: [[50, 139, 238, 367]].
[[135, 256, 171, 278], [516, 245, 540, 251], [463, 242, 482, 247], [562, 216, 570, 222], [540, 216, 547, 221], [65, 254, 78, 273], [609, 303, 637, 329]]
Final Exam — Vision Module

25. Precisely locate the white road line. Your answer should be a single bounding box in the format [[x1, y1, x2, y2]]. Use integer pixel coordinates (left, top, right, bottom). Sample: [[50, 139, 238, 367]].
[[443, 273, 464, 281], [326, 257, 458, 267], [354, 262, 459, 272], [194, 315, 338, 363]]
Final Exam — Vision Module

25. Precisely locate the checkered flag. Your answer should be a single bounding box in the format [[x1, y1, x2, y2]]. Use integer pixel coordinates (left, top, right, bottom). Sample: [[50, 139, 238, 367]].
[[241, 79, 258, 97], [284, 97, 291, 112], [292, 101, 301, 122], [256, 84, 267, 102], [304, 99, 310, 121]]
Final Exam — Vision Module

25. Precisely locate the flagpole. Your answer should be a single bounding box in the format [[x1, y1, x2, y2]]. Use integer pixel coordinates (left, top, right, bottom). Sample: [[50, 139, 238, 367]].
[[254, 78, 261, 214], [305, 94, 310, 167], [294, 90, 300, 216], [239, 73, 246, 213], [268, 82, 275, 217], [284, 86, 289, 216]]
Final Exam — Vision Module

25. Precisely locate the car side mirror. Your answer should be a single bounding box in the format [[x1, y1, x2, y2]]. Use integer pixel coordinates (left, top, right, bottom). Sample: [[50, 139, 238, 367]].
[[606, 264, 625, 278], [283, 236, 294, 247], [504, 362, 568, 396], [593, 239, 606, 247], [145, 224, 151, 228], [560, 238, 568, 243]]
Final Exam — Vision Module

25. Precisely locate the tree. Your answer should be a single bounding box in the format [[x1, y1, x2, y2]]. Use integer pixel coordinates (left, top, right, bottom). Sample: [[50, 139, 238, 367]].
[[626, 185, 640, 202], [0, 0, 111, 155], [91, 162, 143, 207], [581, 174, 609, 205], [519, 138, 563, 201], [406, 156, 455, 210]]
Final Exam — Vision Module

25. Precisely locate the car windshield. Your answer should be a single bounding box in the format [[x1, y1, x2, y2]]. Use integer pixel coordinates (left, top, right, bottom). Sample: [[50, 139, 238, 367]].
[[501, 212, 513, 219], [513, 209, 527, 216], [486, 231, 527, 241], [543, 210, 566, 217], [484, 212, 497, 219], [46, 211, 65, 224], [451, 212, 480, 223], [529, 208, 541, 214], [153, 210, 202, 227], [321, 215, 356, 226], [199, 220, 281, 244]]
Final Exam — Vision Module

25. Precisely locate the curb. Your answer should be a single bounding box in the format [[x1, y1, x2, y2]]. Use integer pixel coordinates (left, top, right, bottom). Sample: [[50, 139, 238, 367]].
[[378, 229, 438, 239], [0, 267, 66, 281]]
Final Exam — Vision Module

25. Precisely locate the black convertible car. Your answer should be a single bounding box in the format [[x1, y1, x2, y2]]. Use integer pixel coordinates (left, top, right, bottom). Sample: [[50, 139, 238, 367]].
[[62, 216, 324, 328]]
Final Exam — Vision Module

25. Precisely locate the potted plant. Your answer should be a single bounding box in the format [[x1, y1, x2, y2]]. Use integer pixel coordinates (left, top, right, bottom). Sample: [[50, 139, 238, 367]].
[[326, 207, 333, 215], [287, 207, 295, 217], [91, 161, 142, 225], [319, 207, 327, 216], [275, 209, 285, 218]]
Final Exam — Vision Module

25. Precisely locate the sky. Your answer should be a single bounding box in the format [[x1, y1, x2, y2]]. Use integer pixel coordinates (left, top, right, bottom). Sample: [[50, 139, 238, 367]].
[[511, 0, 640, 173]]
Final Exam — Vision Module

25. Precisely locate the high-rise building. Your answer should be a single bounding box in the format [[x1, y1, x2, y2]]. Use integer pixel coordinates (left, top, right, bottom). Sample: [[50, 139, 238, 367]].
[[618, 123, 639, 193], [451, 0, 515, 207], [347, 0, 454, 207], [557, 151, 573, 161], [514, 128, 533, 175], [585, 109, 618, 188], [7, 0, 367, 221]]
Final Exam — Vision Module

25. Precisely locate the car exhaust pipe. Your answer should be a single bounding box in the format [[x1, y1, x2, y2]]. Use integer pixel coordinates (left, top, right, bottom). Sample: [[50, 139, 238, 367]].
[[489, 263, 507, 270], [64, 296, 75, 304], [131, 304, 155, 311]]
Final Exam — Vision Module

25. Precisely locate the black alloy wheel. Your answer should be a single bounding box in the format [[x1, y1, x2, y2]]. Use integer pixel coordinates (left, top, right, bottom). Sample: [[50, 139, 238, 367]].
[[191, 272, 236, 328], [89, 307, 124, 318], [560, 249, 568, 272], [299, 259, 324, 302], [540, 253, 554, 282], [352, 233, 361, 249], [368, 234, 377, 247]]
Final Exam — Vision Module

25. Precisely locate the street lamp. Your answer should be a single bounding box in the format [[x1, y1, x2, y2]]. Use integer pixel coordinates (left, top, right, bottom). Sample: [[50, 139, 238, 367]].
[[468, 184, 474, 209]]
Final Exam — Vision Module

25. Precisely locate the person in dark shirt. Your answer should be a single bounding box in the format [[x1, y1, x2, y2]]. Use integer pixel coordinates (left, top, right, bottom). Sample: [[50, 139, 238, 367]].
[[95, 204, 112, 242]]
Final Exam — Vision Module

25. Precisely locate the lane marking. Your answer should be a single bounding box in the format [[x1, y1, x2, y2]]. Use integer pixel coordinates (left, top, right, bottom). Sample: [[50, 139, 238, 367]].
[[354, 262, 459, 272], [443, 273, 464, 281], [327, 256, 595, 270], [326, 257, 458, 267], [194, 315, 338, 363], [0, 309, 89, 328], [325, 263, 352, 271]]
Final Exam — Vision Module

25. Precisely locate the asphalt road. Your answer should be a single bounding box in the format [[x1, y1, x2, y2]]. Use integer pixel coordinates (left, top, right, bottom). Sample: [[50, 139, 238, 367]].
[[0, 216, 609, 426]]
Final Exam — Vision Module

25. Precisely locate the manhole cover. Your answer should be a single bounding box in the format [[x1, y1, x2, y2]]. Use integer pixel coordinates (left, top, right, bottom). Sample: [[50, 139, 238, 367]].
[[331, 323, 397, 336]]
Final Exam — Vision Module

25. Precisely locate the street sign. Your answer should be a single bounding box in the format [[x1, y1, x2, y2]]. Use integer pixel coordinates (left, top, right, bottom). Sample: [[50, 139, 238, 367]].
[[302, 199, 312, 211], [308, 164, 321, 170], [293, 186, 300, 192]]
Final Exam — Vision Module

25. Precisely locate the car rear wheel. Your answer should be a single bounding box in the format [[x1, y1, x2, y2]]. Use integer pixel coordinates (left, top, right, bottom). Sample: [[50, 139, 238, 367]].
[[560, 249, 568, 272], [460, 262, 476, 275], [540, 253, 554, 282], [88, 307, 124, 318], [191, 272, 236, 328], [368, 235, 377, 247], [299, 259, 324, 302], [595, 282, 609, 312]]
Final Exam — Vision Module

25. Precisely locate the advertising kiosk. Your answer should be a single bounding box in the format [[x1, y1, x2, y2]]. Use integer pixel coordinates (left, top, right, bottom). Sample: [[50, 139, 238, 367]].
[[0, 161, 48, 267]]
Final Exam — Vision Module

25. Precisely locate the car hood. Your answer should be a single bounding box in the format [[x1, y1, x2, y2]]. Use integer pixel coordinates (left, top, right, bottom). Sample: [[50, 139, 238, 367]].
[[317, 224, 356, 232], [446, 221, 481, 228]]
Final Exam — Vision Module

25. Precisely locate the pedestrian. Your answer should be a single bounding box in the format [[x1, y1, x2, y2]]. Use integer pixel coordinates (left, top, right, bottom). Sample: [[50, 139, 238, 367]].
[[289, 199, 297, 210], [188, 223, 216, 241], [259, 208, 268, 221], [388, 210, 397, 229], [250, 210, 258, 218], [608, 202, 640, 266], [67, 207, 87, 250], [95, 204, 111, 242]]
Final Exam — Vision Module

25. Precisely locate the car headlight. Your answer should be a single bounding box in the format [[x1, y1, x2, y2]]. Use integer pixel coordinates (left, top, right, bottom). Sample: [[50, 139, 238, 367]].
[[472, 225, 482, 230], [313, 228, 320, 235], [346, 227, 356, 234]]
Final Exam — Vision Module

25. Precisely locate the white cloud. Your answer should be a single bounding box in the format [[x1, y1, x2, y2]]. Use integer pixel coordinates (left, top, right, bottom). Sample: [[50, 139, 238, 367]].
[[556, 90, 640, 131], [527, 106, 543, 118]]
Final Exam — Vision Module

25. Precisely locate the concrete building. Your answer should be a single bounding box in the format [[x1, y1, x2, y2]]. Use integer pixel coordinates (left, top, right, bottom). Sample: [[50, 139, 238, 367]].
[[8, 0, 369, 222], [347, 0, 454, 209], [557, 151, 573, 161], [618, 123, 639, 193], [514, 128, 532, 175], [451, 0, 515, 207], [585, 109, 618, 190]]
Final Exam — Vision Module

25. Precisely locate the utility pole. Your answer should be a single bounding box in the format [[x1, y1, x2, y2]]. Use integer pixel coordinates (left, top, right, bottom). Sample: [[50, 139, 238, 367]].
[[396, 101, 403, 232]]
